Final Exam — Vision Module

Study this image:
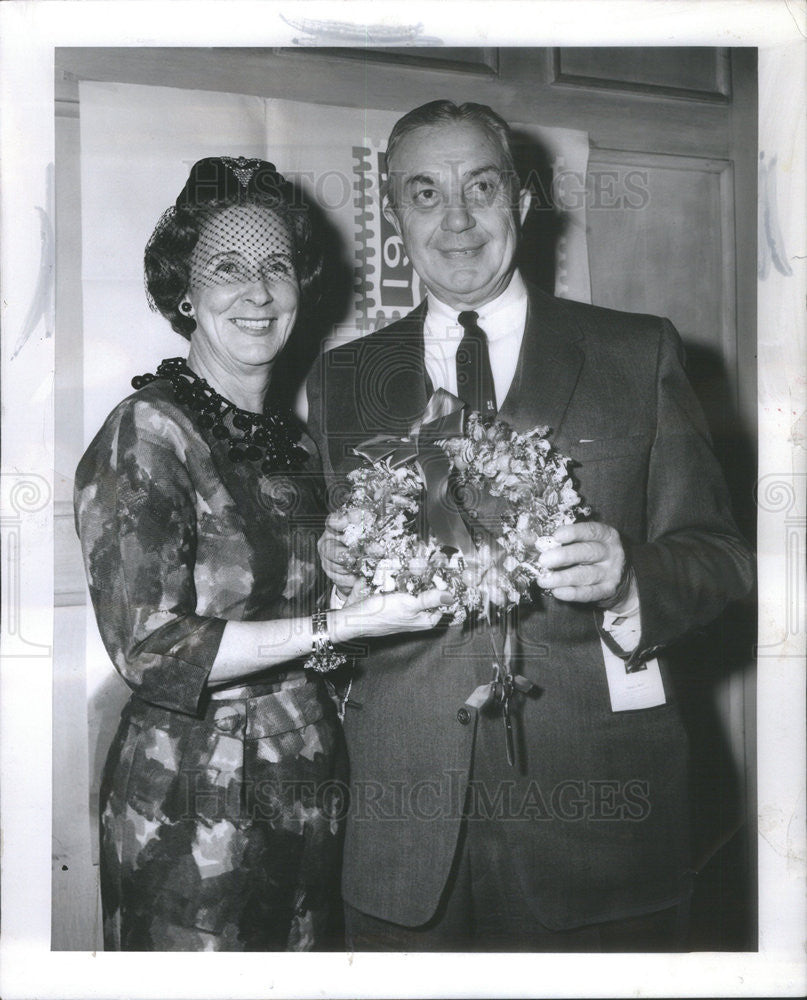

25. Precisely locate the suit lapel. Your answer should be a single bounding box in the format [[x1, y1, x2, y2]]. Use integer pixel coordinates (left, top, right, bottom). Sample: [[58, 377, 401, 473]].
[[499, 283, 584, 440], [358, 300, 431, 434]]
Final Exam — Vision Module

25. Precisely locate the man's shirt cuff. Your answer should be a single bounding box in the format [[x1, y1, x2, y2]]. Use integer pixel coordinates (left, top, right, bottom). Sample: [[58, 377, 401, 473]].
[[600, 571, 641, 653]]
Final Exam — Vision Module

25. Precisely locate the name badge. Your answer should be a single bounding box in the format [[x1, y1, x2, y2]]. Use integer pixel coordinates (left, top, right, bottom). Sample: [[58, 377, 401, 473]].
[[600, 639, 666, 712]]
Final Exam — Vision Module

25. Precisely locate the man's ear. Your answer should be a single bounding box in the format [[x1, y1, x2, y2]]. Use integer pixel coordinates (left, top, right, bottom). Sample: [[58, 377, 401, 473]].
[[382, 194, 402, 236], [518, 187, 532, 226]]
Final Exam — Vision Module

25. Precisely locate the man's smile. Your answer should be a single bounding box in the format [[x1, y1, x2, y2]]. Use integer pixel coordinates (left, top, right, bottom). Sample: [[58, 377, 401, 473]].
[[437, 245, 486, 258]]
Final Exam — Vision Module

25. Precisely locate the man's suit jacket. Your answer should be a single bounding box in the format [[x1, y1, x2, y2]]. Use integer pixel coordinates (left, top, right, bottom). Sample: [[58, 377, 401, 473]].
[[307, 282, 754, 930]]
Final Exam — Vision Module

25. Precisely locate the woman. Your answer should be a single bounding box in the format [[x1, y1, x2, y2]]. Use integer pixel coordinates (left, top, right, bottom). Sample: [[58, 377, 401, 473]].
[[75, 157, 449, 952]]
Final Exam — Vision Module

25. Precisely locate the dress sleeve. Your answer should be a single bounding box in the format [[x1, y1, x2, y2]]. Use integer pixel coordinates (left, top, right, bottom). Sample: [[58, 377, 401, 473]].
[[626, 320, 755, 665], [74, 400, 226, 715]]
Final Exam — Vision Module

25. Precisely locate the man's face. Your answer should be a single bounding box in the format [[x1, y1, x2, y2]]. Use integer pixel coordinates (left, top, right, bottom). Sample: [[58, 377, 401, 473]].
[[384, 122, 530, 310]]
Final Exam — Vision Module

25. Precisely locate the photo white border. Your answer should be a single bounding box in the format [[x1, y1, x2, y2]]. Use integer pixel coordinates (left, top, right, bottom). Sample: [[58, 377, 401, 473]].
[[1, 2, 804, 998]]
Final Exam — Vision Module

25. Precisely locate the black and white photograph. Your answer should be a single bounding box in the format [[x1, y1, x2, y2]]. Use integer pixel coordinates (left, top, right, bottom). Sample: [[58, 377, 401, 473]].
[[0, 2, 804, 998]]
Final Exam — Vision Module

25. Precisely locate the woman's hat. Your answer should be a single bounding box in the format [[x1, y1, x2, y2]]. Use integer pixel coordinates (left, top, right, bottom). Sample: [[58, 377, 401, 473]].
[[175, 157, 289, 208]]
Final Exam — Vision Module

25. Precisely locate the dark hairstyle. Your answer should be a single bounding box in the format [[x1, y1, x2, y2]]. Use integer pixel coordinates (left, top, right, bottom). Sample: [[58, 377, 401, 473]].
[[144, 157, 323, 338], [383, 100, 520, 208]]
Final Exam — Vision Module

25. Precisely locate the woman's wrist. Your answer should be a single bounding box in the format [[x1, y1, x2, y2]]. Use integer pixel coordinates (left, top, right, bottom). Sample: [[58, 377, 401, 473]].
[[304, 609, 348, 673], [327, 606, 352, 646]]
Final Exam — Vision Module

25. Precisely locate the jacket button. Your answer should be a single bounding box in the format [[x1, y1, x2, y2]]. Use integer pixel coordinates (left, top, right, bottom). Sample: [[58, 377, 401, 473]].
[[213, 706, 242, 733], [456, 707, 471, 725]]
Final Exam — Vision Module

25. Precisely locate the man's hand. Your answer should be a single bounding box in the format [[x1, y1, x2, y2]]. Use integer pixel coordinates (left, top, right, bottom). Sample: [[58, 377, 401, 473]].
[[536, 521, 630, 608], [317, 512, 359, 597]]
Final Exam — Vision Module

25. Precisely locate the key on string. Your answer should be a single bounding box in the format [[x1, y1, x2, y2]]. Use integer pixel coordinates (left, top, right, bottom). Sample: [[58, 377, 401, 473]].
[[501, 671, 515, 767], [490, 661, 502, 712]]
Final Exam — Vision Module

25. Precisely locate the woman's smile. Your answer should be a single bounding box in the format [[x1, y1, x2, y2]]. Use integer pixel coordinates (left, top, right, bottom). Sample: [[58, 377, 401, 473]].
[[230, 316, 276, 333]]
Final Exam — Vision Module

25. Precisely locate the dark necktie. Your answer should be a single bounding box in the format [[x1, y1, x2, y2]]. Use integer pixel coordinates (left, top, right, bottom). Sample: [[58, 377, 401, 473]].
[[456, 310, 497, 417]]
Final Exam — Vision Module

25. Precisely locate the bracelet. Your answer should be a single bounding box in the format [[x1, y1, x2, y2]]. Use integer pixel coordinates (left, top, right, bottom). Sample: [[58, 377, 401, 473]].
[[304, 610, 347, 673]]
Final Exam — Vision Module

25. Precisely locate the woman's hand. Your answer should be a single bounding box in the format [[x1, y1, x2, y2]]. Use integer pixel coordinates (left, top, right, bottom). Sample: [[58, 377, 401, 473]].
[[317, 512, 359, 597], [330, 579, 453, 642]]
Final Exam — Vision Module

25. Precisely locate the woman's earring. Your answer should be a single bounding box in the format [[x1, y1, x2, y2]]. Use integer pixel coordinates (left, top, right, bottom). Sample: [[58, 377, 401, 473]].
[[180, 300, 193, 316]]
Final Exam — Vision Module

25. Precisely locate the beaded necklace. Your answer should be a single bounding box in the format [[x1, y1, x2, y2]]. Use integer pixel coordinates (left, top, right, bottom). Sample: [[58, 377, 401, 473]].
[[132, 357, 308, 472]]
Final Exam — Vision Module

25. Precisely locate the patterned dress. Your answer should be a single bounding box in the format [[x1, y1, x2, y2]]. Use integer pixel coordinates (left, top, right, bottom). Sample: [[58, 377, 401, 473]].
[[74, 374, 347, 951]]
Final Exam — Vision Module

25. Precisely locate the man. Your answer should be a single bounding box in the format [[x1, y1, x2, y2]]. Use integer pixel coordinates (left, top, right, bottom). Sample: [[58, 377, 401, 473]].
[[307, 100, 754, 951]]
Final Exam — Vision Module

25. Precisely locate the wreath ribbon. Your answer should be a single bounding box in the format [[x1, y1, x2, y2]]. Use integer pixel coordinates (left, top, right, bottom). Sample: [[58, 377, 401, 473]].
[[352, 388, 476, 559]]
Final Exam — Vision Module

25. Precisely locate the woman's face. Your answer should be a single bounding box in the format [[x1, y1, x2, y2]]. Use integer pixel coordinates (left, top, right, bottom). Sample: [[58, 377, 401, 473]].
[[186, 203, 300, 371]]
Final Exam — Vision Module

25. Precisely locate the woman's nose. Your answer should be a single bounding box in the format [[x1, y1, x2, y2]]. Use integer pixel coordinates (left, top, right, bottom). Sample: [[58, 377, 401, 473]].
[[245, 273, 273, 304]]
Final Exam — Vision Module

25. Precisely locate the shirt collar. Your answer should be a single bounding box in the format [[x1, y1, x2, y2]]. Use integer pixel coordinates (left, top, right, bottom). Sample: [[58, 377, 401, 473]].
[[425, 270, 528, 343]]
